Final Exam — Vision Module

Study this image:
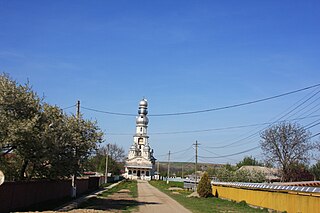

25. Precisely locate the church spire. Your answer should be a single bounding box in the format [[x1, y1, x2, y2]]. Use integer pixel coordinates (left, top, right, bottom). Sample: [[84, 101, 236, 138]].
[[135, 98, 149, 136], [124, 98, 156, 180], [136, 98, 149, 127]]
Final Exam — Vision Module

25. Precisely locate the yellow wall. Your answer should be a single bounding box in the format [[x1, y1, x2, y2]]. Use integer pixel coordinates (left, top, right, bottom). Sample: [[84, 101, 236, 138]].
[[212, 185, 320, 213]]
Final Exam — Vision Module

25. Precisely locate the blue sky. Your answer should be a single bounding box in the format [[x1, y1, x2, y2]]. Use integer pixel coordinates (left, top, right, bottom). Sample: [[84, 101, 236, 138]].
[[1, 1, 320, 164]]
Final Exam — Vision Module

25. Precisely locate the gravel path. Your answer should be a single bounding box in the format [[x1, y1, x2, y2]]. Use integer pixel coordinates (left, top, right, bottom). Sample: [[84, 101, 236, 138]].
[[136, 180, 192, 213]]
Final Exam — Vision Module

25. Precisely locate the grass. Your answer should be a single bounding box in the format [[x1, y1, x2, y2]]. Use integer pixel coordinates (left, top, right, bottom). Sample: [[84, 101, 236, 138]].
[[149, 180, 268, 213], [100, 182, 114, 188], [100, 179, 138, 198]]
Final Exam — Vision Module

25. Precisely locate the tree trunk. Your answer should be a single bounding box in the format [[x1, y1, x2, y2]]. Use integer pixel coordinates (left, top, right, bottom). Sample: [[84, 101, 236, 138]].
[[20, 159, 29, 180]]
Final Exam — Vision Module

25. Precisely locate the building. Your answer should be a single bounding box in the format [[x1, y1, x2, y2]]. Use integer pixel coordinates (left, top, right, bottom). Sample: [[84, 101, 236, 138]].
[[124, 99, 156, 180]]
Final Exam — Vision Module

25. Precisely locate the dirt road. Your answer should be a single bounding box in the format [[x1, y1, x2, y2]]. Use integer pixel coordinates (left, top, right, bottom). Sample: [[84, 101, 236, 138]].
[[136, 180, 192, 213]]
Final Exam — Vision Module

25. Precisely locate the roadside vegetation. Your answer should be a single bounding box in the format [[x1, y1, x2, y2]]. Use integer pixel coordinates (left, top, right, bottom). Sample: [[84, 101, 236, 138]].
[[0, 73, 103, 181], [150, 180, 268, 213], [99, 180, 138, 198]]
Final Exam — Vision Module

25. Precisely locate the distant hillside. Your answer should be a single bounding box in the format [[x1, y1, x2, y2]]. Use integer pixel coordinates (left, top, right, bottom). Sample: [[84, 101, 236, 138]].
[[156, 161, 224, 176]]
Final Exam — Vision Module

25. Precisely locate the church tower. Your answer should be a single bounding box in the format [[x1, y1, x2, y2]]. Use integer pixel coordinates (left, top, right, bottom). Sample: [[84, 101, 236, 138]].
[[124, 99, 155, 180]]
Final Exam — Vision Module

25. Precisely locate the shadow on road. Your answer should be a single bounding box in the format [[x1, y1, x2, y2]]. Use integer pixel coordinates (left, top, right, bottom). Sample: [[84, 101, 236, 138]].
[[78, 197, 159, 211]]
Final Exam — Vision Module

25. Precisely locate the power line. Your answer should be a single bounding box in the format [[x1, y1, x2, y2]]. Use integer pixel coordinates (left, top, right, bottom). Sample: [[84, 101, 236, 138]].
[[203, 87, 320, 149], [199, 145, 260, 159], [150, 83, 320, 116], [81, 106, 136, 116], [171, 146, 194, 161], [107, 114, 320, 136], [62, 104, 76, 110], [154, 145, 193, 159], [81, 83, 320, 117], [203, 116, 320, 150], [217, 118, 320, 150], [272, 88, 320, 123], [305, 120, 320, 130], [171, 145, 194, 155], [310, 132, 320, 139], [199, 146, 237, 162]]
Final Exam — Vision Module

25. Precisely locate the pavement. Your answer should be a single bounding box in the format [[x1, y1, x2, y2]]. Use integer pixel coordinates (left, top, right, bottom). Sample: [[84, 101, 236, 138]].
[[136, 180, 192, 213]]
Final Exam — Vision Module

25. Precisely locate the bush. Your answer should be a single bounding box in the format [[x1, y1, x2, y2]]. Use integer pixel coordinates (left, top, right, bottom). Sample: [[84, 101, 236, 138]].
[[197, 172, 212, 197]]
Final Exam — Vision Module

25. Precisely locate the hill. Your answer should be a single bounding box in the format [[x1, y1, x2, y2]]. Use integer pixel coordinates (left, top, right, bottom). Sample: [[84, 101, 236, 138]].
[[156, 161, 224, 177]]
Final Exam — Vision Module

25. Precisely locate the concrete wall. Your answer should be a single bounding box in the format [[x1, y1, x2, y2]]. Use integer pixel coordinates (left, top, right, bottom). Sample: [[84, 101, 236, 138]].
[[212, 184, 320, 213], [0, 177, 101, 213]]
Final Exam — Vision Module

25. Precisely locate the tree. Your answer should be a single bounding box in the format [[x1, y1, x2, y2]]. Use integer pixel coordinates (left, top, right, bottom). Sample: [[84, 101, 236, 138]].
[[197, 172, 212, 197], [215, 165, 236, 182], [260, 122, 312, 182], [85, 143, 125, 175], [236, 156, 263, 168], [310, 161, 320, 180], [0, 74, 42, 179], [285, 163, 313, 181], [0, 73, 103, 180]]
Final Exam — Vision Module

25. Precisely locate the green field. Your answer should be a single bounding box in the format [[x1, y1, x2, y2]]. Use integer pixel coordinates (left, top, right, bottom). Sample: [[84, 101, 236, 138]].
[[149, 180, 269, 213]]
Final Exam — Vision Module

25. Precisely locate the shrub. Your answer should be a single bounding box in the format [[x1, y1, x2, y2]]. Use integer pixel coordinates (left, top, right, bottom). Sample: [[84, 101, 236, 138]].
[[197, 172, 212, 197]]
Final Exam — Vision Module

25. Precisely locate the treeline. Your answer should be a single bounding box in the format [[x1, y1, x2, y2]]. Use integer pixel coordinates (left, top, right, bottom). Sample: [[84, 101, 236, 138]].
[[159, 153, 320, 183], [0, 73, 103, 181]]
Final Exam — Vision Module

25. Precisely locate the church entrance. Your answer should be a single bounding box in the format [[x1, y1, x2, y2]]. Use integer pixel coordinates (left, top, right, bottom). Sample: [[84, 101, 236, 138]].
[[137, 170, 141, 177]]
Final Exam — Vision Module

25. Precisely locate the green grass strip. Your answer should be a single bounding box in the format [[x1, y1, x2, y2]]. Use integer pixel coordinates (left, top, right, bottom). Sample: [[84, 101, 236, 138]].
[[100, 180, 138, 198], [149, 180, 269, 213]]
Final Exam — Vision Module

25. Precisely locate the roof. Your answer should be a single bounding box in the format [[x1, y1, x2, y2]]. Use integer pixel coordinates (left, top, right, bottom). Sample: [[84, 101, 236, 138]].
[[125, 153, 154, 169], [126, 165, 153, 169], [274, 181, 320, 187], [238, 166, 281, 181], [238, 166, 279, 174]]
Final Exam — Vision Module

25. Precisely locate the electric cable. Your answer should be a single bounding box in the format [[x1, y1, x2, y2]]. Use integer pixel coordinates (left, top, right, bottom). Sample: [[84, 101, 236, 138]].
[[203, 87, 320, 149], [310, 132, 320, 139], [62, 104, 76, 110], [199, 145, 261, 159], [81, 83, 320, 117], [199, 146, 237, 162], [107, 114, 320, 136]]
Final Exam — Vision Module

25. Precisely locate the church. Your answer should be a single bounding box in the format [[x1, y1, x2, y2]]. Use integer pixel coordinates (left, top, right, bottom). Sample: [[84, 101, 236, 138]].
[[124, 99, 156, 180]]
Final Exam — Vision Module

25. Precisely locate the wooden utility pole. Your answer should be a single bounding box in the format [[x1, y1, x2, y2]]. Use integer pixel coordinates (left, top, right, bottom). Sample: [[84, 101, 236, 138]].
[[167, 151, 171, 184], [194, 140, 199, 191], [76, 100, 80, 119], [71, 100, 80, 198], [157, 161, 160, 176], [105, 144, 109, 184], [182, 164, 184, 179]]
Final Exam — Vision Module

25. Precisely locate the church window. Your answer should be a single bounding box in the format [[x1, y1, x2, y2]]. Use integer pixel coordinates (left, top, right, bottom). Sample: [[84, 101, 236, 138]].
[[141, 171, 145, 174], [140, 127, 142, 132], [133, 170, 136, 174], [146, 171, 150, 176], [128, 170, 132, 174], [139, 145, 141, 149]]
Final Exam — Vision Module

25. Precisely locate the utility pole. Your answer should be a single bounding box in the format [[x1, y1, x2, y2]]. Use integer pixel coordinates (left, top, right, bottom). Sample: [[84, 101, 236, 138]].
[[71, 100, 80, 198], [157, 161, 160, 179], [76, 100, 80, 119], [167, 151, 170, 184], [194, 140, 199, 191], [105, 144, 109, 184], [182, 164, 184, 179]]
